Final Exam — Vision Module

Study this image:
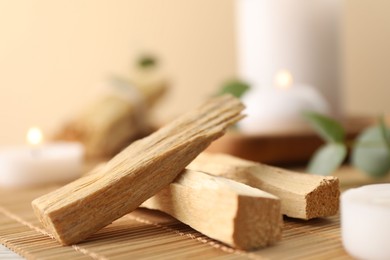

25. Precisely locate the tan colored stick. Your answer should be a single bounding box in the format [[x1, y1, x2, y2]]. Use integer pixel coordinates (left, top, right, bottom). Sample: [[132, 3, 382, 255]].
[[55, 79, 167, 159], [188, 153, 339, 220], [32, 95, 244, 245], [142, 169, 282, 250]]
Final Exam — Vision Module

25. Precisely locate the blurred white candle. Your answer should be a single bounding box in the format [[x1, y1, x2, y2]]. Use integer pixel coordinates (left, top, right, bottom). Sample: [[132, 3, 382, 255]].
[[341, 184, 390, 260], [236, 0, 343, 115], [0, 127, 84, 188], [239, 70, 329, 134]]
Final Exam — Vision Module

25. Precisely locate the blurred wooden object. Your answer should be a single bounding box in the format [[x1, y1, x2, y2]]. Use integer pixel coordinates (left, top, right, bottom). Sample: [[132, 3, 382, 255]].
[[189, 153, 340, 220], [142, 169, 282, 250], [55, 61, 167, 159], [32, 95, 244, 246], [206, 116, 373, 165]]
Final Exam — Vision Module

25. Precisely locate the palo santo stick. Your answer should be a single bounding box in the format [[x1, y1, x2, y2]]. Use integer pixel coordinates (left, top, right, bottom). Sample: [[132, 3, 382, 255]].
[[55, 77, 166, 159], [188, 153, 340, 220], [32, 95, 244, 245], [142, 169, 282, 250]]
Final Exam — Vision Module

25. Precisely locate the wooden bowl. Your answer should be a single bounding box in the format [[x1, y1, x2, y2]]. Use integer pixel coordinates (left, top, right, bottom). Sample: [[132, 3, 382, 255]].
[[206, 116, 373, 166]]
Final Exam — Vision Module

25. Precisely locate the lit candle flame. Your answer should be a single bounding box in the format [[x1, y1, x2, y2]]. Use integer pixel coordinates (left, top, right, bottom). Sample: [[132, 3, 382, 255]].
[[27, 127, 43, 145], [275, 70, 293, 90]]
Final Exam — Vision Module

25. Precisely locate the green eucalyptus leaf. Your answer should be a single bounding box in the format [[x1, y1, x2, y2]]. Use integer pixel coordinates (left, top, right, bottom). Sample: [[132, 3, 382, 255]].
[[308, 143, 347, 175], [379, 116, 390, 151], [352, 126, 390, 177], [137, 55, 157, 69], [217, 79, 250, 99], [303, 112, 345, 143]]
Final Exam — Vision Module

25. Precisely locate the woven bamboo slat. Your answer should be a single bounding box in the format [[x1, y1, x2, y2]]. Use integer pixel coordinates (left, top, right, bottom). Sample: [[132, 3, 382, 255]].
[[0, 181, 354, 260]]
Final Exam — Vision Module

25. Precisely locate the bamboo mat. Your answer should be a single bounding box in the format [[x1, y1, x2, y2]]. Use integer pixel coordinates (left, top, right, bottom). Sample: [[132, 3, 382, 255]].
[[0, 188, 348, 259], [2, 167, 383, 259]]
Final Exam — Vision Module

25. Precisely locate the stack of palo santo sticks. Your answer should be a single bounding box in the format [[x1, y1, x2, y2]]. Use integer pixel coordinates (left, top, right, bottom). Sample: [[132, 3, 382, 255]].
[[54, 56, 167, 159], [32, 94, 339, 251]]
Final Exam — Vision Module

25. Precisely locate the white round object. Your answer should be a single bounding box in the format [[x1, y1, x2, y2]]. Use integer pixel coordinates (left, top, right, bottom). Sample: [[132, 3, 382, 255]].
[[238, 85, 330, 134], [0, 142, 85, 188], [341, 184, 390, 260], [236, 0, 342, 114]]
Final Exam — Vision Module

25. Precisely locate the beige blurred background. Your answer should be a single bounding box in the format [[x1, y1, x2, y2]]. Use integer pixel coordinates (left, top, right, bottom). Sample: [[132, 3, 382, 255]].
[[0, 0, 389, 145]]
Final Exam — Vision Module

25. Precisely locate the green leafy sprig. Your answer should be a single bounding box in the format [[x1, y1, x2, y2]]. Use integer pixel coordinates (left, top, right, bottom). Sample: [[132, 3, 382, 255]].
[[304, 112, 390, 177], [217, 79, 250, 98], [137, 55, 157, 69]]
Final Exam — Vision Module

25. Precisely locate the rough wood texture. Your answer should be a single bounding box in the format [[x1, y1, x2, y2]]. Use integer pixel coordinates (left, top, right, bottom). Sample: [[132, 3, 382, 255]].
[[55, 75, 167, 159], [141, 169, 282, 250], [32, 95, 244, 245], [189, 153, 339, 220]]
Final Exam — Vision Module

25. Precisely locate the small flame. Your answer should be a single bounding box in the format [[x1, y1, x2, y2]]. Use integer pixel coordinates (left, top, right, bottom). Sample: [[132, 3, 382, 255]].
[[275, 70, 293, 90], [27, 127, 43, 145]]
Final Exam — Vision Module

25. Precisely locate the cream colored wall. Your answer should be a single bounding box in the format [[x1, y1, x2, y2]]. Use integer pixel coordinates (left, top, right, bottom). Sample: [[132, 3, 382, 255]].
[[344, 0, 390, 116], [0, 0, 389, 145], [0, 0, 236, 145]]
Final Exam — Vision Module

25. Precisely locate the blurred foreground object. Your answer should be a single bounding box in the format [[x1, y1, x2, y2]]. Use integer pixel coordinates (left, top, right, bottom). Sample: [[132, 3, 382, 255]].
[[341, 184, 390, 260], [55, 55, 167, 159]]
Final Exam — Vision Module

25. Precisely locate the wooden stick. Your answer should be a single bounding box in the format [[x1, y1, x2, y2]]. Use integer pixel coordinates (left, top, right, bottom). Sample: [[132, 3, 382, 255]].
[[54, 75, 167, 159], [32, 95, 244, 245], [141, 169, 282, 250], [188, 153, 340, 220]]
